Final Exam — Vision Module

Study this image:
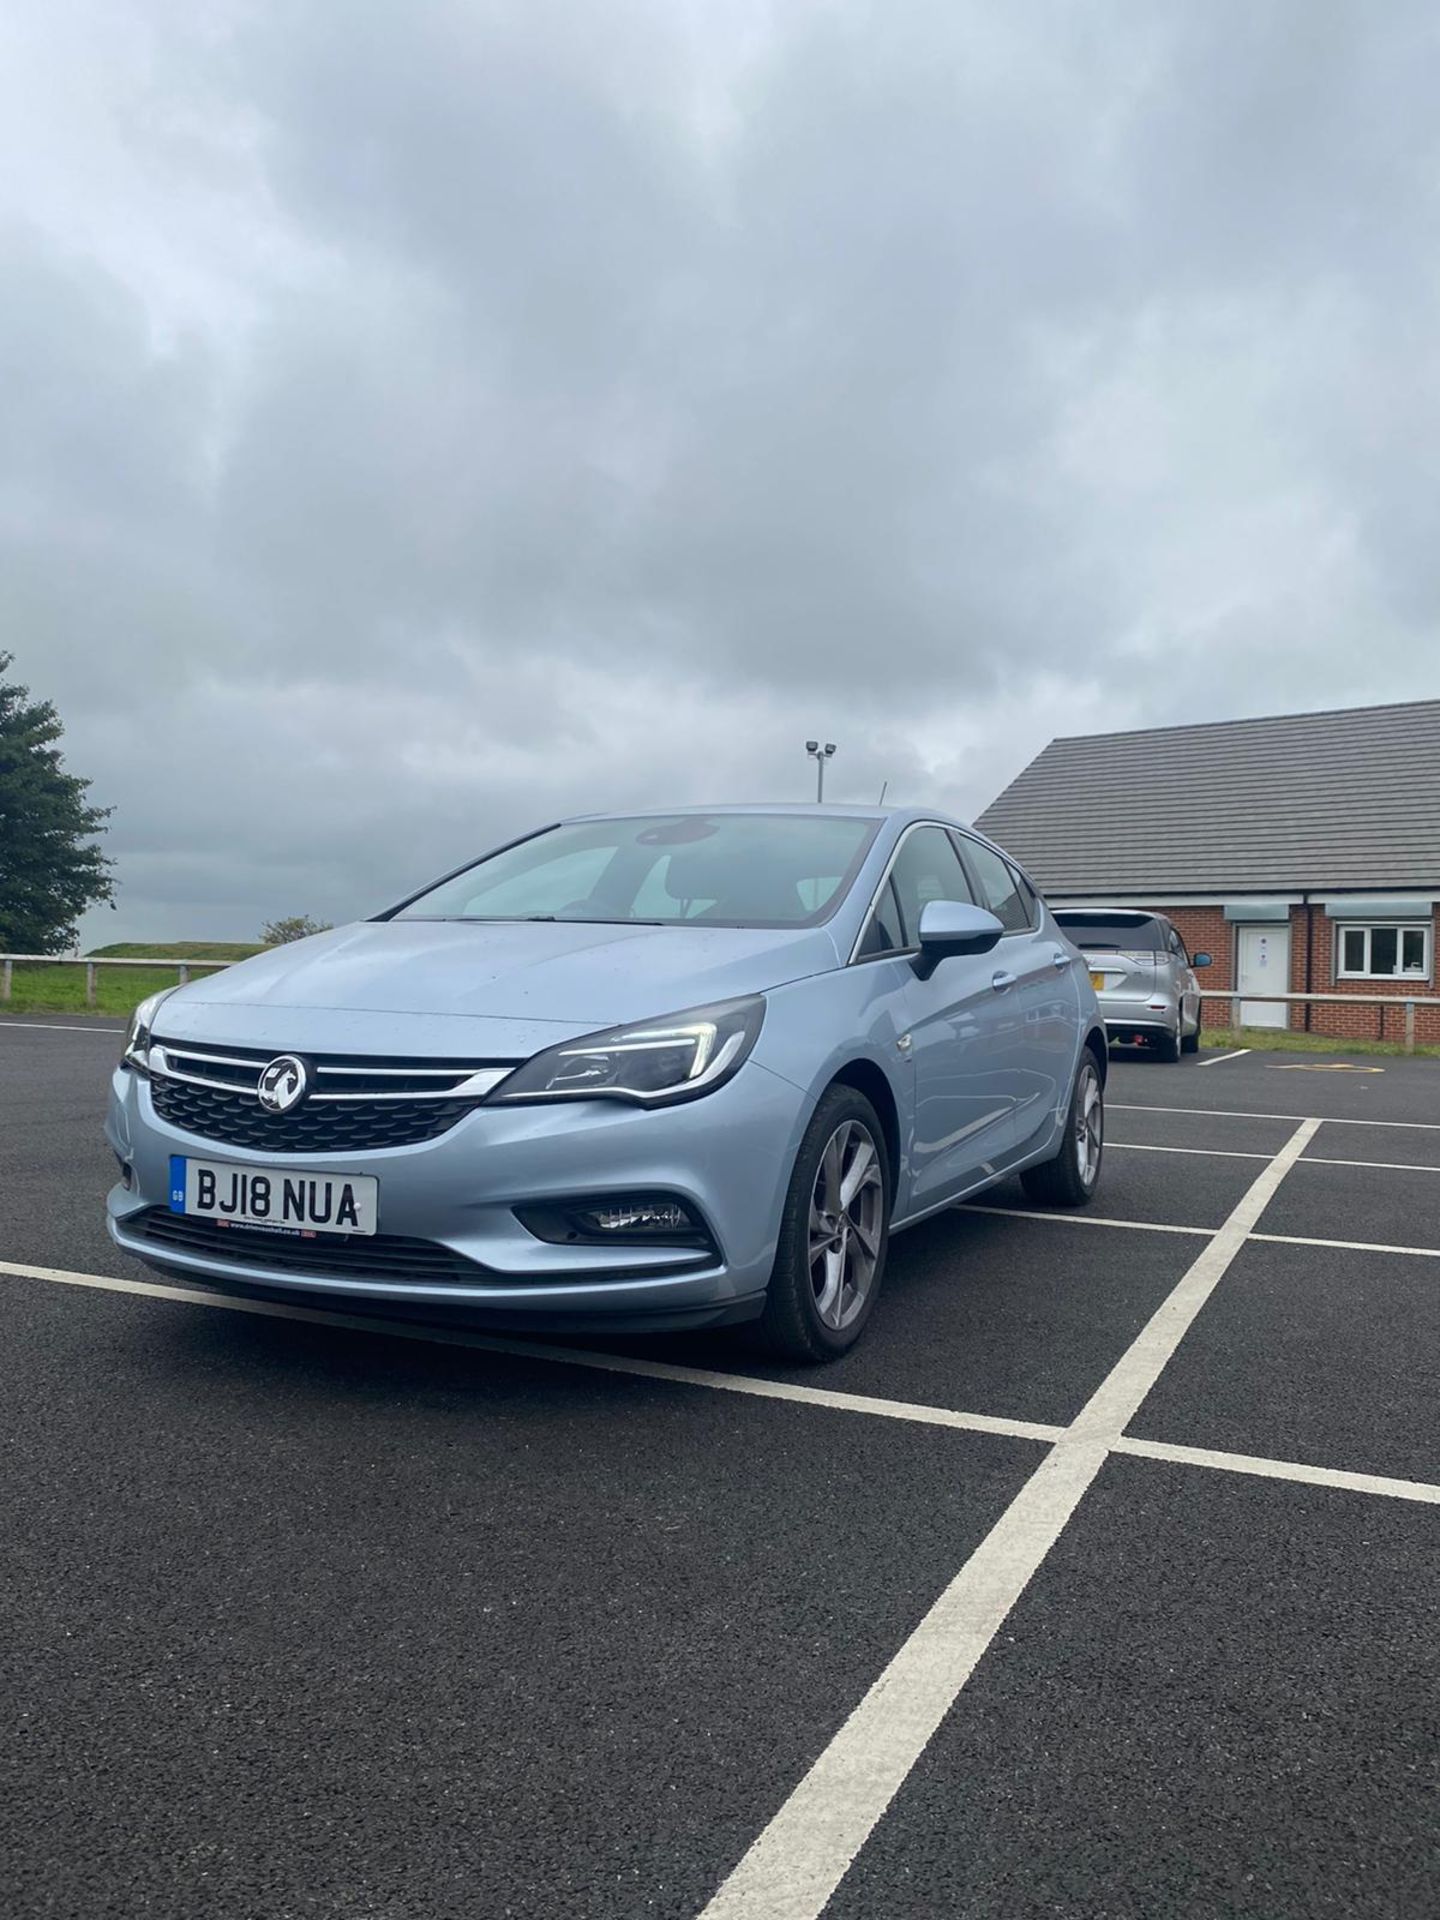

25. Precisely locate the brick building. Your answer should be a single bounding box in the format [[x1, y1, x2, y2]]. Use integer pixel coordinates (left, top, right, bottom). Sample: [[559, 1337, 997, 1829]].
[[976, 698, 1440, 1045]]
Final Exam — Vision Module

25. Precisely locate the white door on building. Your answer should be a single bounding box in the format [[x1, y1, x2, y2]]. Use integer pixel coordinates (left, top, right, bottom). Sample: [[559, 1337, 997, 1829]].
[[1237, 923, 1290, 1028]]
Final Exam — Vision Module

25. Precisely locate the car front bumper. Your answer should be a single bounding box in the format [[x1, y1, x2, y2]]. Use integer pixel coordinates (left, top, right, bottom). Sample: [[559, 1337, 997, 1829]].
[[105, 1059, 808, 1329]]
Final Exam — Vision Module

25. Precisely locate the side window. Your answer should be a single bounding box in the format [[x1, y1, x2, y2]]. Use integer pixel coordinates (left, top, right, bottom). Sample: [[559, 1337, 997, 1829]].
[[854, 878, 906, 959], [1168, 927, 1189, 964], [888, 828, 976, 945], [1012, 867, 1041, 928], [960, 838, 1031, 933]]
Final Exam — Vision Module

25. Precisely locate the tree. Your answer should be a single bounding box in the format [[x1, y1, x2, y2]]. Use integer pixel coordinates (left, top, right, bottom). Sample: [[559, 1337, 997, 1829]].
[[0, 652, 113, 953], [262, 914, 333, 945]]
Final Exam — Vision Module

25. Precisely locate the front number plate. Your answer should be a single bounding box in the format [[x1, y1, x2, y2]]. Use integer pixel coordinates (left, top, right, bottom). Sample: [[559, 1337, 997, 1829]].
[[168, 1155, 378, 1236], [1089, 970, 1106, 991]]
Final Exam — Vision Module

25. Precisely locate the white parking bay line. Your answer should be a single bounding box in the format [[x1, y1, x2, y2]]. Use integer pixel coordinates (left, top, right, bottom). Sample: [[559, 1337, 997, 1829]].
[[1107, 1142, 1272, 1161], [1200, 1048, 1252, 1066], [697, 1119, 1322, 1920], [1250, 1231, 1440, 1260], [965, 1209, 1440, 1259], [0, 1259, 1065, 1445], [1302, 1154, 1440, 1175], [1114, 1102, 1440, 1133], [962, 1205, 1210, 1237], [1113, 1436, 1440, 1507]]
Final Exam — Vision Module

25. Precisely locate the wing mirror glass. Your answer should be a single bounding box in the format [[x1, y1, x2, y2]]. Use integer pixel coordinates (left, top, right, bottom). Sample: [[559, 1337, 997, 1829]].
[[913, 899, 1005, 977], [1192, 952, 1213, 968]]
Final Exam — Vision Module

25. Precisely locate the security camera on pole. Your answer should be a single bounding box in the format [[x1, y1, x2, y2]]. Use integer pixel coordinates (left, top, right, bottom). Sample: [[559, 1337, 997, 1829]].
[[805, 740, 837, 802]]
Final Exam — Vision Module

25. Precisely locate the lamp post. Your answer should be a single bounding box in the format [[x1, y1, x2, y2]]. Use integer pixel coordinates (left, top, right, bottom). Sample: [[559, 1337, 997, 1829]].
[[805, 740, 837, 802]]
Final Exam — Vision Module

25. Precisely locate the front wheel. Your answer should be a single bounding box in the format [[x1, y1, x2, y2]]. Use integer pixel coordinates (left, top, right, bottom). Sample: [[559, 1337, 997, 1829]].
[[756, 1086, 890, 1363], [1020, 1055, 1104, 1207]]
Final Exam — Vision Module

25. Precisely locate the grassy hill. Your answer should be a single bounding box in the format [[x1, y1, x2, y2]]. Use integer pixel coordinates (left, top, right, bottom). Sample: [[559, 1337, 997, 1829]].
[[88, 941, 267, 962]]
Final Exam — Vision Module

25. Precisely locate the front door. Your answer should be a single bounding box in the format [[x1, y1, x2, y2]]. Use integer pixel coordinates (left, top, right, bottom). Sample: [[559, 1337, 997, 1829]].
[[1237, 923, 1290, 1028]]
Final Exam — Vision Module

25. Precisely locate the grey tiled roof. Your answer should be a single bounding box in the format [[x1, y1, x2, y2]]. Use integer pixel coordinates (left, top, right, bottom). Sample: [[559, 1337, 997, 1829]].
[[974, 698, 1440, 896]]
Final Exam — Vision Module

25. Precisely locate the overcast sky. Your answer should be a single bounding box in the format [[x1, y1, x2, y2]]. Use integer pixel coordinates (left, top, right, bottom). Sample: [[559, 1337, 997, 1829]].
[[4, 1, 1439, 947]]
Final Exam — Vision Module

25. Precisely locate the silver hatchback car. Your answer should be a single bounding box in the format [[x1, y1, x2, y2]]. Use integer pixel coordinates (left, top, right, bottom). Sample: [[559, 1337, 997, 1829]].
[[1052, 909, 1212, 1062], [107, 807, 1108, 1361]]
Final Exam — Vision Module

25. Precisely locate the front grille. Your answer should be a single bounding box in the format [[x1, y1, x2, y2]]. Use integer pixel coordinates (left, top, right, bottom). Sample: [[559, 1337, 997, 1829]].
[[134, 1208, 481, 1285], [150, 1078, 470, 1151], [144, 1038, 516, 1153]]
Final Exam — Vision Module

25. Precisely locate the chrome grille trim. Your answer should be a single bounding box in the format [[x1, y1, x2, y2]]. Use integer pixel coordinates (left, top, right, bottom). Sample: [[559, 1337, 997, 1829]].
[[148, 1043, 515, 1103]]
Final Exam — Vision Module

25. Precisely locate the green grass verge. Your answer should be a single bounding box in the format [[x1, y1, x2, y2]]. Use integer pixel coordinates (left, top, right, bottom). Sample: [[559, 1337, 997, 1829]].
[[0, 961, 237, 1018], [1200, 1026, 1440, 1059], [1, 941, 263, 1017]]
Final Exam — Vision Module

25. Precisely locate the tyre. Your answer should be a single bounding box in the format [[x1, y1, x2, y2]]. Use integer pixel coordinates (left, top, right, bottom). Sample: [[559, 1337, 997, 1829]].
[[1153, 1023, 1182, 1063], [756, 1085, 890, 1363], [1180, 1017, 1200, 1055], [1019, 1053, 1104, 1208]]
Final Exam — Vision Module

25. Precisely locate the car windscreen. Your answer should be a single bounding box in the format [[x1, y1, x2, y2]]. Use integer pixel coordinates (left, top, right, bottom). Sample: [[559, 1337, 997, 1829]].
[[389, 814, 882, 928], [1054, 912, 1167, 953]]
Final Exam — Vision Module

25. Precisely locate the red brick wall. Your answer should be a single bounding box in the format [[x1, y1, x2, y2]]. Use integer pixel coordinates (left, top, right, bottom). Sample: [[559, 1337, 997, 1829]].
[[1289, 904, 1440, 1046], [1145, 903, 1440, 1044]]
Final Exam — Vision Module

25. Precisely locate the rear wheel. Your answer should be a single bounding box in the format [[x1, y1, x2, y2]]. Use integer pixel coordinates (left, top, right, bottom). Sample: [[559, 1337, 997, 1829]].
[[756, 1086, 890, 1363], [1020, 1055, 1104, 1207], [1180, 1014, 1200, 1054], [1154, 1023, 1182, 1063]]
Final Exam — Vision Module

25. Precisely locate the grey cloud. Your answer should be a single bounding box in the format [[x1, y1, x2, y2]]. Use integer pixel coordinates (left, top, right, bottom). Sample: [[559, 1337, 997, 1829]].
[[2, 1, 1438, 945]]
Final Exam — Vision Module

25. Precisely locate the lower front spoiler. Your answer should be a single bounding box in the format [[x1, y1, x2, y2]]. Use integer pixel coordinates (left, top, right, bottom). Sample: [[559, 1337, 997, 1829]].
[[108, 1217, 768, 1336]]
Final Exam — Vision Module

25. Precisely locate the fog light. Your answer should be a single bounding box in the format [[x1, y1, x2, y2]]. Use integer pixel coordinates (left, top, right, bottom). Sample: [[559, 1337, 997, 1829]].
[[514, 1193, 713, 1251], [573, 1199, 694, 1236]]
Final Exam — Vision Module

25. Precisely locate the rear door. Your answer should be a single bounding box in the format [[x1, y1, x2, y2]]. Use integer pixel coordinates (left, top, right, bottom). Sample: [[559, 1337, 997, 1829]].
[[957, 837, 1073, 1146]]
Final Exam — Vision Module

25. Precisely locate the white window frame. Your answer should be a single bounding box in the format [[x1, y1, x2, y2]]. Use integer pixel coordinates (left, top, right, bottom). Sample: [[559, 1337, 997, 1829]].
[[1334, 922, 1432, 983]]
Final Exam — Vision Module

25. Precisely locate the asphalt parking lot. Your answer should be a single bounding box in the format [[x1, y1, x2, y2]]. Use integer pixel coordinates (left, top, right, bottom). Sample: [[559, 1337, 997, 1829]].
[[3, 1020, 1438, 1919]]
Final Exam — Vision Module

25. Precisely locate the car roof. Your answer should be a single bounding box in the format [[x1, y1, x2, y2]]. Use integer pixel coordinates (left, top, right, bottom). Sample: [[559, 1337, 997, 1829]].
[[559, 802, 970, 829]]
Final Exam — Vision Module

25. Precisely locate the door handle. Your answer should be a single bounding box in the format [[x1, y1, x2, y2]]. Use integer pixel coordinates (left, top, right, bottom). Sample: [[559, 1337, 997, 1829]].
[[991, 970, 1017, 992], [1052, 949, 1073, 968]]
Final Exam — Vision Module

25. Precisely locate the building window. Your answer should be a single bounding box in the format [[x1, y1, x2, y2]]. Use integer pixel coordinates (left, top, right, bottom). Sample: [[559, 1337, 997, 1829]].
[[1336, 923, 1431, 981]]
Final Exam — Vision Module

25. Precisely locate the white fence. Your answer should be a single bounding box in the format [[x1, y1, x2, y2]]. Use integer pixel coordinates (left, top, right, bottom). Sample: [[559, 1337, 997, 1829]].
[[0, 954, 233, 1007], [4, 956, 1438, 1050], [1199, 987, 1440, 1053]]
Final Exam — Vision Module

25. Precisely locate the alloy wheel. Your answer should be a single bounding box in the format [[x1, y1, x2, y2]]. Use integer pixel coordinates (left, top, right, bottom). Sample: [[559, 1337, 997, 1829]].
[[808, 1119, 884, 1330]]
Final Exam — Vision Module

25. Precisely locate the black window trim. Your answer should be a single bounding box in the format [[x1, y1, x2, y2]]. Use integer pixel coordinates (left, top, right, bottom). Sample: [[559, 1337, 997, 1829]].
[[847, 819, 975, 965], [951, 830, 1042, 937]]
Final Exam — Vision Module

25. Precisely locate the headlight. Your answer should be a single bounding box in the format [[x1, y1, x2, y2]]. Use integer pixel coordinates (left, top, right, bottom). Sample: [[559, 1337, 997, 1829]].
[[491, 995, 765, 1107], [121, 988, 177, 1071]]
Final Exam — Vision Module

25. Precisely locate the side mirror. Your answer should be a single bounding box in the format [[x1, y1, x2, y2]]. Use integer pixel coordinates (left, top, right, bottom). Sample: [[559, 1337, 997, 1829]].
[[1192, 952, 1213, 968], [913, 899, 1005, 978]]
